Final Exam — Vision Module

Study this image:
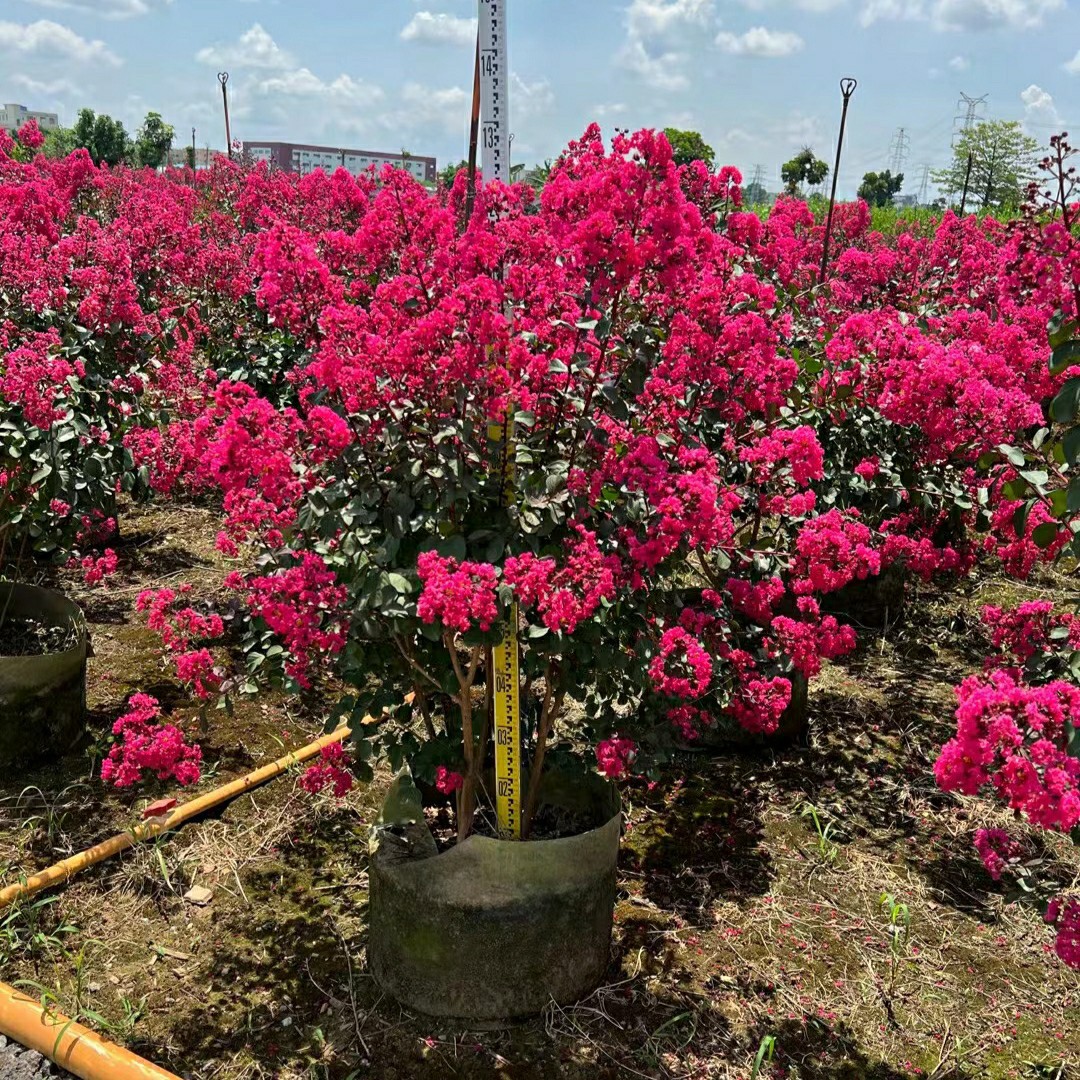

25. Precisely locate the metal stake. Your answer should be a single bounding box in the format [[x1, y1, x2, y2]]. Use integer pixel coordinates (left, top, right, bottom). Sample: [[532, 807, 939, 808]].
[[959, 151, 974, 214], [218, 72, 232, 159], [818, 77, 857, 287]]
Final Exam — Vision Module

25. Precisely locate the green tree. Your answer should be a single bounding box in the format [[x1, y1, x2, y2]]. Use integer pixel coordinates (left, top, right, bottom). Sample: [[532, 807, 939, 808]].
[[438, 159, 469, 186], [133, 111, 174, 169], [857, 169, 904, 207], [73, 108, 130, 167], [743, 179, 769, 206], [931, 120, 1039, 211], [781, 147, 828, 196], [663, 128, 715, 169], [42, 127, 77, 160]]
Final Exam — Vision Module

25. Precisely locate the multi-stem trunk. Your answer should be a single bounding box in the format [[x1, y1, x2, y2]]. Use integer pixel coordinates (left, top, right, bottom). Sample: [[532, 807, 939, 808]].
[[522, 662, 564, 839]]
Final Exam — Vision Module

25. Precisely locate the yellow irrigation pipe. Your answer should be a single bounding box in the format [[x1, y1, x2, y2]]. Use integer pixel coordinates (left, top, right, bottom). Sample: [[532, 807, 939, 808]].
[[0, 725, 352, 912], [0, 980, 182, 1080]]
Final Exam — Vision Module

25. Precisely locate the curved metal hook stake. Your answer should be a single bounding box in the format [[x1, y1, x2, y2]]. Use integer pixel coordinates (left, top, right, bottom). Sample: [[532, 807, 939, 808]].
[[217, 71, 230, 88], [818, 76, 858, 286]]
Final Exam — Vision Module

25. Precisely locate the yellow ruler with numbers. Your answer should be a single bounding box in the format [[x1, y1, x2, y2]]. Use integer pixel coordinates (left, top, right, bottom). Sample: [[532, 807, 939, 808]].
[[489, 409, 521, 838]]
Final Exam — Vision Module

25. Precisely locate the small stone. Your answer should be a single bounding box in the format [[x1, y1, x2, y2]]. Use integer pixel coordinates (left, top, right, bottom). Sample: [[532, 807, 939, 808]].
[[183, 884, 213, 906]]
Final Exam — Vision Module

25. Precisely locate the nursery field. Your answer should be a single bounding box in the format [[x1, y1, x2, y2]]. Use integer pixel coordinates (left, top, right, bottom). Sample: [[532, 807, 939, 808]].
[[0, 503, 1077, 1080], [4, 122, 1080, 1080]]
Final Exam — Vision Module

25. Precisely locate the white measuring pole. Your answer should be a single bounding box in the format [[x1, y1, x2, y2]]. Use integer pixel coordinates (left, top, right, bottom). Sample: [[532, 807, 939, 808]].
[[478, 0, 510, 184]]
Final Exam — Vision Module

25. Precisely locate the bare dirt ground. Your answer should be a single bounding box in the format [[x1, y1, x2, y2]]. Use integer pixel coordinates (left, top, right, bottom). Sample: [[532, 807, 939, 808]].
[[1, 505, 1078, 1079]]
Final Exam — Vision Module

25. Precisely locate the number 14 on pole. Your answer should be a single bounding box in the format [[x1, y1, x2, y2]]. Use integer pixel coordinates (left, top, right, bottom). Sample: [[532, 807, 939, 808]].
[[478, 0, 510, 184]]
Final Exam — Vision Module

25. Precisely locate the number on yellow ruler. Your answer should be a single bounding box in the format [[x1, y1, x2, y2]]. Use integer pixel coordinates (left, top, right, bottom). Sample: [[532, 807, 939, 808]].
[[493, 601, 521, 837]]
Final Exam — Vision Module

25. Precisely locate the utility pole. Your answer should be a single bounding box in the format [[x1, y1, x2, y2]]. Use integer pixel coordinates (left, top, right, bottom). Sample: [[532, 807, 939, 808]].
[[888, 127, 910, 177], [953, 92, 988, 147], [916, 162, 931, 205]]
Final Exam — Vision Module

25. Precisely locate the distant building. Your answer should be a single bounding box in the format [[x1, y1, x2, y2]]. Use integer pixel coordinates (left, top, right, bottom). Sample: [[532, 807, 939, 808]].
[[243, 141, 436, 183], [165, 147, 225, 170], [0, 103, 59, 134]]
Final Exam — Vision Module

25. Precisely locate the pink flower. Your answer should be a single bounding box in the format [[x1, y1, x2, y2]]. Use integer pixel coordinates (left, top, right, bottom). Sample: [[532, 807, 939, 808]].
[[648, 627, 712, 700], [416, 551, 499, 634], [101, 695, 202, 788], [973, 827, 1023, 881], [435, 766, 464, 794], [596, 737, 637, 780], [300, 743, 354, 798]]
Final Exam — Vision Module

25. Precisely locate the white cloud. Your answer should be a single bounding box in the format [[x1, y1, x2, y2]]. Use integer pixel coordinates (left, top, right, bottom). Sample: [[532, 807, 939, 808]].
[[20, 0, 169, 17], [1064, 48, 1080, 74], [626, 0, 716, 35], [0, 18, 120, 64], [594, 102, 629, 117], [618, 37, 690, 90], [1021, 82, 1062, 132], [511, 73, 555, 119], [948, 53, 969, 69], [389, 83, 469, 134], [256, 67, 384, 108], [618, 0, 717, 91], [715, 26, 804, 56], [10, 72, 81, 96], [400, 11, 477, 46], [196, 23, 294, 70], [861, 0, 1061, 28]]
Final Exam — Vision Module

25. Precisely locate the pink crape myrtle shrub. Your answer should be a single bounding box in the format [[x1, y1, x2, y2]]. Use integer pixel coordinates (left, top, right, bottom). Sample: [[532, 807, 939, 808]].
[[7, 123, 1080, 877]]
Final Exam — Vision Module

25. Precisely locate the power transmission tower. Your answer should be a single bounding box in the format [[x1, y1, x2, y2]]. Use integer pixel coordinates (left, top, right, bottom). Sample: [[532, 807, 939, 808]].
[[750, 163, 765, 189], [953, 92, 988, 147], [888, 127, 910, 177], [916, 163, 931, 205]]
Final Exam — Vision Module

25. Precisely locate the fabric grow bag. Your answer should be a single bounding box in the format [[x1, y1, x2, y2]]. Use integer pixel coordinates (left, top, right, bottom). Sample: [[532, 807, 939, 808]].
[[368, 772, 621, 1020], [0, 582, 87, 766]]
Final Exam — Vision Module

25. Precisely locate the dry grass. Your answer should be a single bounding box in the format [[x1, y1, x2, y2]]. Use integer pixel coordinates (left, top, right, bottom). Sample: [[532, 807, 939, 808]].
[[1, 510, 1079, 1078]]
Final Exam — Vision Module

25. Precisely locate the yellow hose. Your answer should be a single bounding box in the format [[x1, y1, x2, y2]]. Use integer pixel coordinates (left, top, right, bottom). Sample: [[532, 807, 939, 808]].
[[0, 980, 180, 1080], [0, 725, 352, 912]]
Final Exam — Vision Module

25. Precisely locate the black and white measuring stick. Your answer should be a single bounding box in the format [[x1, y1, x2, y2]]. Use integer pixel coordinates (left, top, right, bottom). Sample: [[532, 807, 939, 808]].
[[478, 0, 510, 184]]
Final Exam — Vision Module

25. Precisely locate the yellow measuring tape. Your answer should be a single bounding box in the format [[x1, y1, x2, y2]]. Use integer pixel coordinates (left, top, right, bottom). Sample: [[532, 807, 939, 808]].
[[489, 410, 522, 838]]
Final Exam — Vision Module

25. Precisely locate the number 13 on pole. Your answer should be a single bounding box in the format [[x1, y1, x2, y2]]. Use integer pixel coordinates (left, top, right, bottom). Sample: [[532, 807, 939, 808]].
[[478, 0, 510, 184]]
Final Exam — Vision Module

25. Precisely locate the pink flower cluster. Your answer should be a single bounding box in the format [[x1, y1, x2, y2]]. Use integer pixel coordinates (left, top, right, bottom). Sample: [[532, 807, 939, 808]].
[[503, 527, 617, 634], [1046, 896, 1080, 969], [101, 694, 202, 788], [435, 766, 465, 794], [649, 627, 713, 700], [973, 827, 1024, 881], [416, 551, 499, 634], [299, 743, 354, 798], [595, 737, 637, 780], [789, 510, 881, 596], [238, 554, 347, 687], [935, 669, 1080, 832], [137, 585, 224, 699]]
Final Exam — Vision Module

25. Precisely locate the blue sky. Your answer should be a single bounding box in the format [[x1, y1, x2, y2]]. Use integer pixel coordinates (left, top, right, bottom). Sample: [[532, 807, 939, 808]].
[[0, 0, 1075, 197]]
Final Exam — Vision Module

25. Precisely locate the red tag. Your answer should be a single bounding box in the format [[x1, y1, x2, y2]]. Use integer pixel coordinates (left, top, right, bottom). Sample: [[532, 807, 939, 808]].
[[142, 798, 177, 820]]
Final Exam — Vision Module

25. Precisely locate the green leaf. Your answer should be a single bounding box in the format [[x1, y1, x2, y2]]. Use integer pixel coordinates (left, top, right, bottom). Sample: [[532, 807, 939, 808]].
[[386, 573, 412, 595], [996, 444, 1027, 467], [1019, 469, 1049, 488], [1051, 377, 1080, 423], [1031, 521, 1060, 549], [1063, 426, 1080, 467], [1068, 476, 1080, 514], [1051, 340, 1080, 375]]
